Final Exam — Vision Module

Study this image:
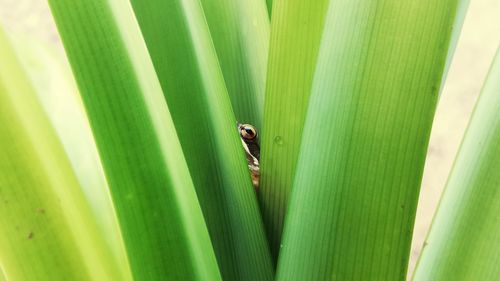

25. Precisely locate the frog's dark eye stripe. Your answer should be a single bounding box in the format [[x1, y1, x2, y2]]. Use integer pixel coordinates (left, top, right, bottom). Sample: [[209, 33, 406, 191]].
[[237, 122, 260, 191], [240, 124, 257, 140]]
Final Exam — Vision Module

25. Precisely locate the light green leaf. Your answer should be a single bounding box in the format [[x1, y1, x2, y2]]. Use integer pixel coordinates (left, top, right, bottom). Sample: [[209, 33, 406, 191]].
[[259, 0, 331, 260], [276, 0, 467, 280], [413, 47, 500, 281], [440, 0, 470, 92], [47, 0, 221, 279], [0, 24, 125, 281], [199, 0, 270, 128], [129, 0, 273, 279], [9, 34, 129, 272]]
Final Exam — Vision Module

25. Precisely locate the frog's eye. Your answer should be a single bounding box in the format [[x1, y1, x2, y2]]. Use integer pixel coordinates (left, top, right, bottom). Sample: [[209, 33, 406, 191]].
[[241, 125, 257, 140]]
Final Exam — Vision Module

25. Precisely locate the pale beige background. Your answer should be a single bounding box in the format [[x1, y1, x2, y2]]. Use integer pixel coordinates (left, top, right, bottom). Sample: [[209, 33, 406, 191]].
[[1, 0, 499, 279]]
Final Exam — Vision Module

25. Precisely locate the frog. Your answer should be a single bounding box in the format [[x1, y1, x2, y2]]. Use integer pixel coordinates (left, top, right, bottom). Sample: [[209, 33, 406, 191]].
[[237, 123, 260, 190]]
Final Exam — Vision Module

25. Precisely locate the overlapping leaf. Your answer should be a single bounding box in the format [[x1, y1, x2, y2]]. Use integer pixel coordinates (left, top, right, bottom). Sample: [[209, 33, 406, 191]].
[[129, 0, 273, 279], [276, 0, 468, 279], [10, 34, 128, 268], [413, 47, 500, 281], [0, 25, 126, 281], [47, 1, 220, 279], [259, 0, 331, 259], [199, 0, 269, 128]]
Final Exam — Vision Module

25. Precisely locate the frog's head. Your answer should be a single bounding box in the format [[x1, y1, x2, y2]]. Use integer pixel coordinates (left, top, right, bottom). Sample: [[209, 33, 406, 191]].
[[238, 123, 258, 142], [237, 122, 261, 190], [237, 122, 260, 161]]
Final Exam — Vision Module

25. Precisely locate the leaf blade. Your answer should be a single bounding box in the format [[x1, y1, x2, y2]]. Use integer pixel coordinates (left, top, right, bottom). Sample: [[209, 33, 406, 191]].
[[129, 0, 274, 279], [413, 47, 500, 281], [276, 0, 468, 279], [199, 0, 270, 128], [9, 33, 129, 271], [259, 0, 331, 260], [0, 25, 126, 281], [47, 0, 221, 279]]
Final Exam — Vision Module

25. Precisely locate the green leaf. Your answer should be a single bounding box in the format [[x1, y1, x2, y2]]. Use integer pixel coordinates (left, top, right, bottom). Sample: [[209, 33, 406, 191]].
[[9, 34, 129, 272], [266, 0, 273, 16], [276, 0, 467, 279], [129, 0, 274, 279], [199, 0, 270, 128], [259, 0, 331, 259], [440, 0, 470, 92], [0, 267, 5, 281], [0, 25, 125, 281], [47, 0, 221, 280], [413, 47, 500, 281]]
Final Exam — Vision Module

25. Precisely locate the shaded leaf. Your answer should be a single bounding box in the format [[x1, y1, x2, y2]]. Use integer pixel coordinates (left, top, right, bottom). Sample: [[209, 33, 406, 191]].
[[129, 0, 274, 279]]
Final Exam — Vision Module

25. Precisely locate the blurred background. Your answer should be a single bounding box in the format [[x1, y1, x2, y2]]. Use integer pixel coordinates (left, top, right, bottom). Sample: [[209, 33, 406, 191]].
[[1, 0, 499, 279]]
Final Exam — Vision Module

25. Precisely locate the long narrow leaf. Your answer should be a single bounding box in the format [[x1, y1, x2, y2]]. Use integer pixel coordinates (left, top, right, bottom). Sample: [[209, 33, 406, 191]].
[[0, 25, 125, 281], [259, 0, 331, 259], [276, 0, 467, 279], [199, 0, 270, 128], [413, 47, 500, 281], [129, 0, 274, 279], [47, 0, 221, 279], [10, 33, 129, 270]]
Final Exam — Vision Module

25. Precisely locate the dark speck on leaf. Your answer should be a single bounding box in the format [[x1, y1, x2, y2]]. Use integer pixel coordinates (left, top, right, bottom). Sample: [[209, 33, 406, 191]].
[[431, 85, 438, 95], [28, 232, 34, 239], [37, 208, 46, 214]]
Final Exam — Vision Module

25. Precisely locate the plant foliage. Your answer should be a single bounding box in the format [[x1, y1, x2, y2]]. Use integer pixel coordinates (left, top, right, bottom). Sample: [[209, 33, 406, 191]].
[[413, 47, 500, 281], [1, 0, 498, 280]]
